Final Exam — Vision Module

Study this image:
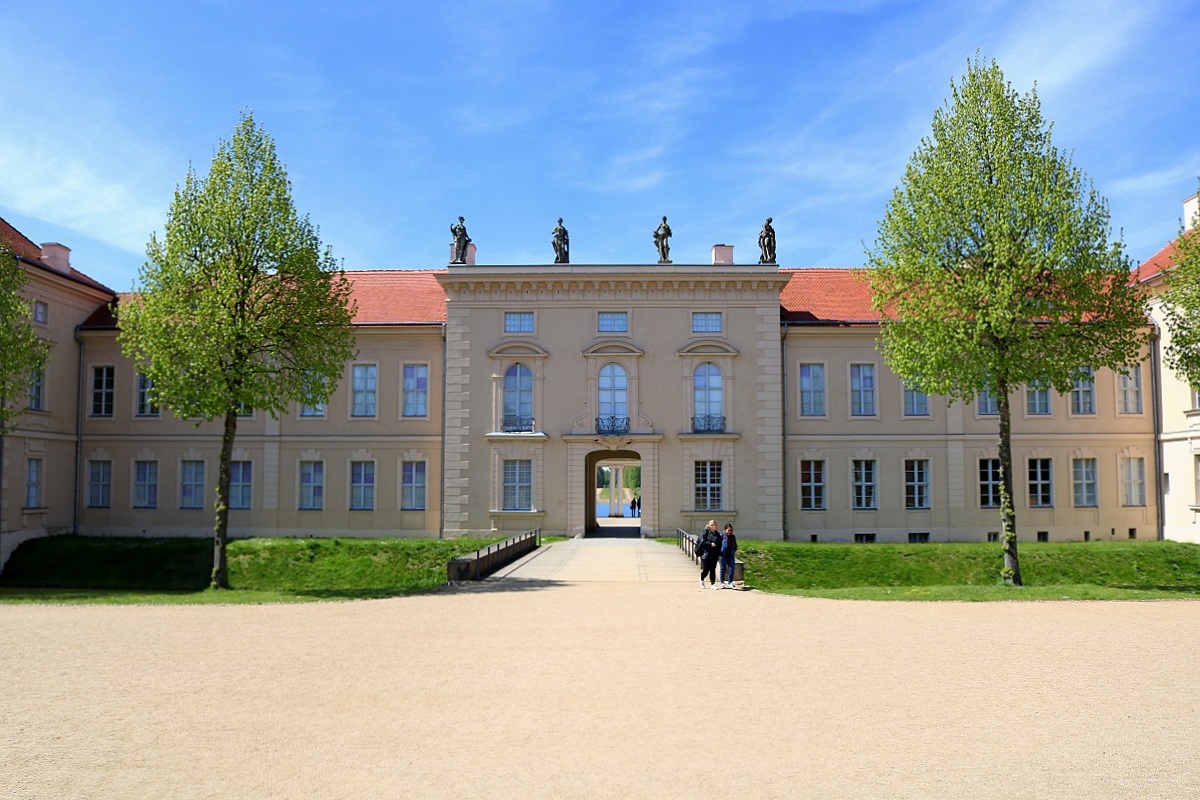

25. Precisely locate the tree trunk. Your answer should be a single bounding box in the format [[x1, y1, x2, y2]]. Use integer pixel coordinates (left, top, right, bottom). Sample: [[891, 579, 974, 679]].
[[211, 407, 238, 589], [997, 381, 1023, 586]]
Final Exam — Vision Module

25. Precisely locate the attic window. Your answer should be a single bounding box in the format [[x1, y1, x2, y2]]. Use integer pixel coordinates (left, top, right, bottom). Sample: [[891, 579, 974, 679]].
[[32, 300, 47, 324]]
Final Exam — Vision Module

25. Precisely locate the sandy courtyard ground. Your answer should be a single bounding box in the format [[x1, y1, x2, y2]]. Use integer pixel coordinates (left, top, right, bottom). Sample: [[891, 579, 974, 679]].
[[2, 539, 1199, 799]]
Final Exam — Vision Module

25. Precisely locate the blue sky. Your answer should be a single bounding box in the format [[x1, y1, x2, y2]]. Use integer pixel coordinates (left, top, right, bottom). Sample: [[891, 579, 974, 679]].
[[2, 0, 1198, 291]]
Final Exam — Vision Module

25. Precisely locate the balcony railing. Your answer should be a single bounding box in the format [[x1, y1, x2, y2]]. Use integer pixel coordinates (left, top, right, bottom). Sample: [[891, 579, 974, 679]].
[[595, 416, 630, 435], [501, 415, 535, 432], [691, 414, 726, 433]]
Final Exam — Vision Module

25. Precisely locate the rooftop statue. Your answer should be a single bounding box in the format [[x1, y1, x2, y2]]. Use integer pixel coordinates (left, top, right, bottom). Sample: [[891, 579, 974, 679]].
[[654, 215, 672, 263], [552, 218, 569, 264], [450, 216, 471, 264], [758, 217, 777, 264]]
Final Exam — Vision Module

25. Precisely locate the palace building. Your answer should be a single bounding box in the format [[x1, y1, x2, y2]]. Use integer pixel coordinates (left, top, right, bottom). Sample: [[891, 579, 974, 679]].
[[2, 197, 1197, 569]]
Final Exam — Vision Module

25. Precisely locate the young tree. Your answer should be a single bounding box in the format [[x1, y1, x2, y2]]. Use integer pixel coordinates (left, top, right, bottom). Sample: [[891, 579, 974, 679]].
[[0, 239, 48, 431], [1160, 190, 1200, 383], [866, 56, 1148, 585], [118, 112, 356, 588]]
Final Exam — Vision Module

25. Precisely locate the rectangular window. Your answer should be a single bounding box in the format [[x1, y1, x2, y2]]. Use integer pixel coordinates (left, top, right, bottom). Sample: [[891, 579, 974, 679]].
[[691, 312, 722, 333], [32, 299, 48, 324], [25, 458, 42, 508], [299, 461, 324, 510], [854, 533, 876, 544], [1026, 383, 1050, 416], [850, 364, 876, 417], [350, 461, 375, 510], [1118, 367, 1142, 414], [800, 460, 825, 510], [799, 364, 825, 417], [351, 364, 377, 417], [134, 460, 158, 508], [1121, 457, 1146, 507], [903, 385, 929, 417], [977, 388, 998, 416], [237, 402, 253, 418], [502, 459, 533, 511], [180, 460, 205, 509], [28, 365, 44, 411], [403, 364, 428, 417], [230, 461, 252, 510], [1072, 458, 1098, 507], [908, 532, 930, 543], [693, 460, 723, 511], [979, 458, 1002, 508], [88, 460, 112, 508], [300, 400, 326, 417], [504, 311, 534, 333], [136, 373, 159, 417], [401, 461, 427, 510], [852, 459, 877, 509], [1028, 458, 1053, 507], [1071, 367, 1095, 415], [92, 366, 114, 417], [597, 312, 628, 333], [905, 459, 930, 509]]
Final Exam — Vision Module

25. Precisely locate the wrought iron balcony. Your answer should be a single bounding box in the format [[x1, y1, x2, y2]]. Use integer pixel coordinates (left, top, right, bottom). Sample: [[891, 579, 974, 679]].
[[501, 415, 535, 433], [691, 414, 726, 433], [595, 416, 630, 435]]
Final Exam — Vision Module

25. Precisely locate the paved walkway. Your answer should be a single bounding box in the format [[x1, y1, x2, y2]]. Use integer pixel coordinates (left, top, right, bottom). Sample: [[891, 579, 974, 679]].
[[492, 536, 703, 584]]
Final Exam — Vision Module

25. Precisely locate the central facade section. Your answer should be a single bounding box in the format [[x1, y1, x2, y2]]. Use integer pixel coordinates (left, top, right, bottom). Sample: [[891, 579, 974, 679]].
[[437, 260, 789, 538]]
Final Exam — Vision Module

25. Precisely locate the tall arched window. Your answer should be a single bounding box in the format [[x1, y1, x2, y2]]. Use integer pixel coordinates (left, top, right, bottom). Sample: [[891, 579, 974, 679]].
[[693, 362, 724, 432], [597, 362, 629, 434], [503, 364, 533, 431]]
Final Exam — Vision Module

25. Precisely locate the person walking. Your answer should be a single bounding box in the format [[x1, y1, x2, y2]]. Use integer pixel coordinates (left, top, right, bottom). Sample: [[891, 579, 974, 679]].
[[719, 523, 738, 588], [698, 520, 721, 588]]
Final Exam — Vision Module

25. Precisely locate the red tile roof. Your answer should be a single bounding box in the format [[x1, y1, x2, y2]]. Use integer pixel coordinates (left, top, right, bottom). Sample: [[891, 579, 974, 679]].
[[345, 269, 446, 324], [0, 215, 115, 294], [779, 268, 879, 324], [1135, 238, 1183, 287]]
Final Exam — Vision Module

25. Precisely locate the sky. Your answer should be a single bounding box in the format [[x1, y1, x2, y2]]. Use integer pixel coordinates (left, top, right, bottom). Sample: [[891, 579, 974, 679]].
[[2, 0, 1198, 292]]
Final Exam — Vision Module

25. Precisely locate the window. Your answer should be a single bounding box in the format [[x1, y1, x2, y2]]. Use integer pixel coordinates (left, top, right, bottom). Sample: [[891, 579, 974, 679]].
[[180, 460, 205, 509], [230, 461, 252, 510], [1071, 367, 1095, 415], [350, 461, 375, 510], [799, 364, 825, 417], [597, 362, 628, 432], [92, 366, 114, 417], [502, 364, 534, 432], [1037, 531, 1049, 543], [1121, 457, 1146, 507], [979, 458, 1001, 508], [908, 532, 930, 543], [597, 312, 628, 333], [28, 365, 44, 411], [504, 311, 534, 333], [402, 461, 427, 510], [692, 362, 724, 432], [25, 458, 42, 508], [403, 364, 428, 417], [904, 385, 929, 417], [800, 460, 825, 510], [852, 459, 877, 509], [88, 460, 112, 508], [693, 461, 723, 511], [299, 461, 324, 510], [136, 373, 159, 417], [351, 364, 377, 417], [905, 459, 930, 509], [32, 300, 47, 324], [691, 312, 722, 333], [502, 459, 533, 510], [1028, 458, 1052, 507], [850, 364, 875, 416], [854, 533, 877, 544], [1072, 458, 1098, 507], [134, 460, 158, 508], [300, 372, 326, 417], [987, 531, 1000, 543], [1118, 367, 1142, 414], [977, 388, 998, 416], [237, 402, 253, 418], [1026, 383, 1050, 416]]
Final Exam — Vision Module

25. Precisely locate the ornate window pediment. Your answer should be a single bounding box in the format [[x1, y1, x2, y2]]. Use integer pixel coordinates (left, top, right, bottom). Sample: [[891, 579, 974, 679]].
[[582, 340, 644, 358], [488, 341, 550, 359], [677, 339, 738, 357]]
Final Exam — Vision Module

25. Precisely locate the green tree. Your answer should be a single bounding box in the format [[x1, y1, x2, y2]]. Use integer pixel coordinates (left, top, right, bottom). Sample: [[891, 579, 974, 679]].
[[1160, 189, 1200, 384], [0, 238, 48, 431], [118, 112, 357, 588], [866, 57, 1148, 585]]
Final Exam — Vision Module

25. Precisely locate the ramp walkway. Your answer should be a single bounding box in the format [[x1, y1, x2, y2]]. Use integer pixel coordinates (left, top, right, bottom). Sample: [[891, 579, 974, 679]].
[[490, 537, 700, 583]]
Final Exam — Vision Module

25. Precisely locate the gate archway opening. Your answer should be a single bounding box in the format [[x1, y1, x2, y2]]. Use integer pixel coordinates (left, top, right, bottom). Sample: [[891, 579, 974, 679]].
[[585, 449, 641, 537]]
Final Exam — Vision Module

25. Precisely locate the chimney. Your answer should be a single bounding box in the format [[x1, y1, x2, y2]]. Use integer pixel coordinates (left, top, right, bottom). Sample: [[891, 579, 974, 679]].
[[1185, 193, 1199, 232], [40, 242, 71, 274], [711, 244, 734, 265]]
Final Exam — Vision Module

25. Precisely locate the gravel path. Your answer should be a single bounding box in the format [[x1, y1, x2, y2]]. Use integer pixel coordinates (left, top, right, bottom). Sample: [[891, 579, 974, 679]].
[[2, 540, 1198, 799]]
